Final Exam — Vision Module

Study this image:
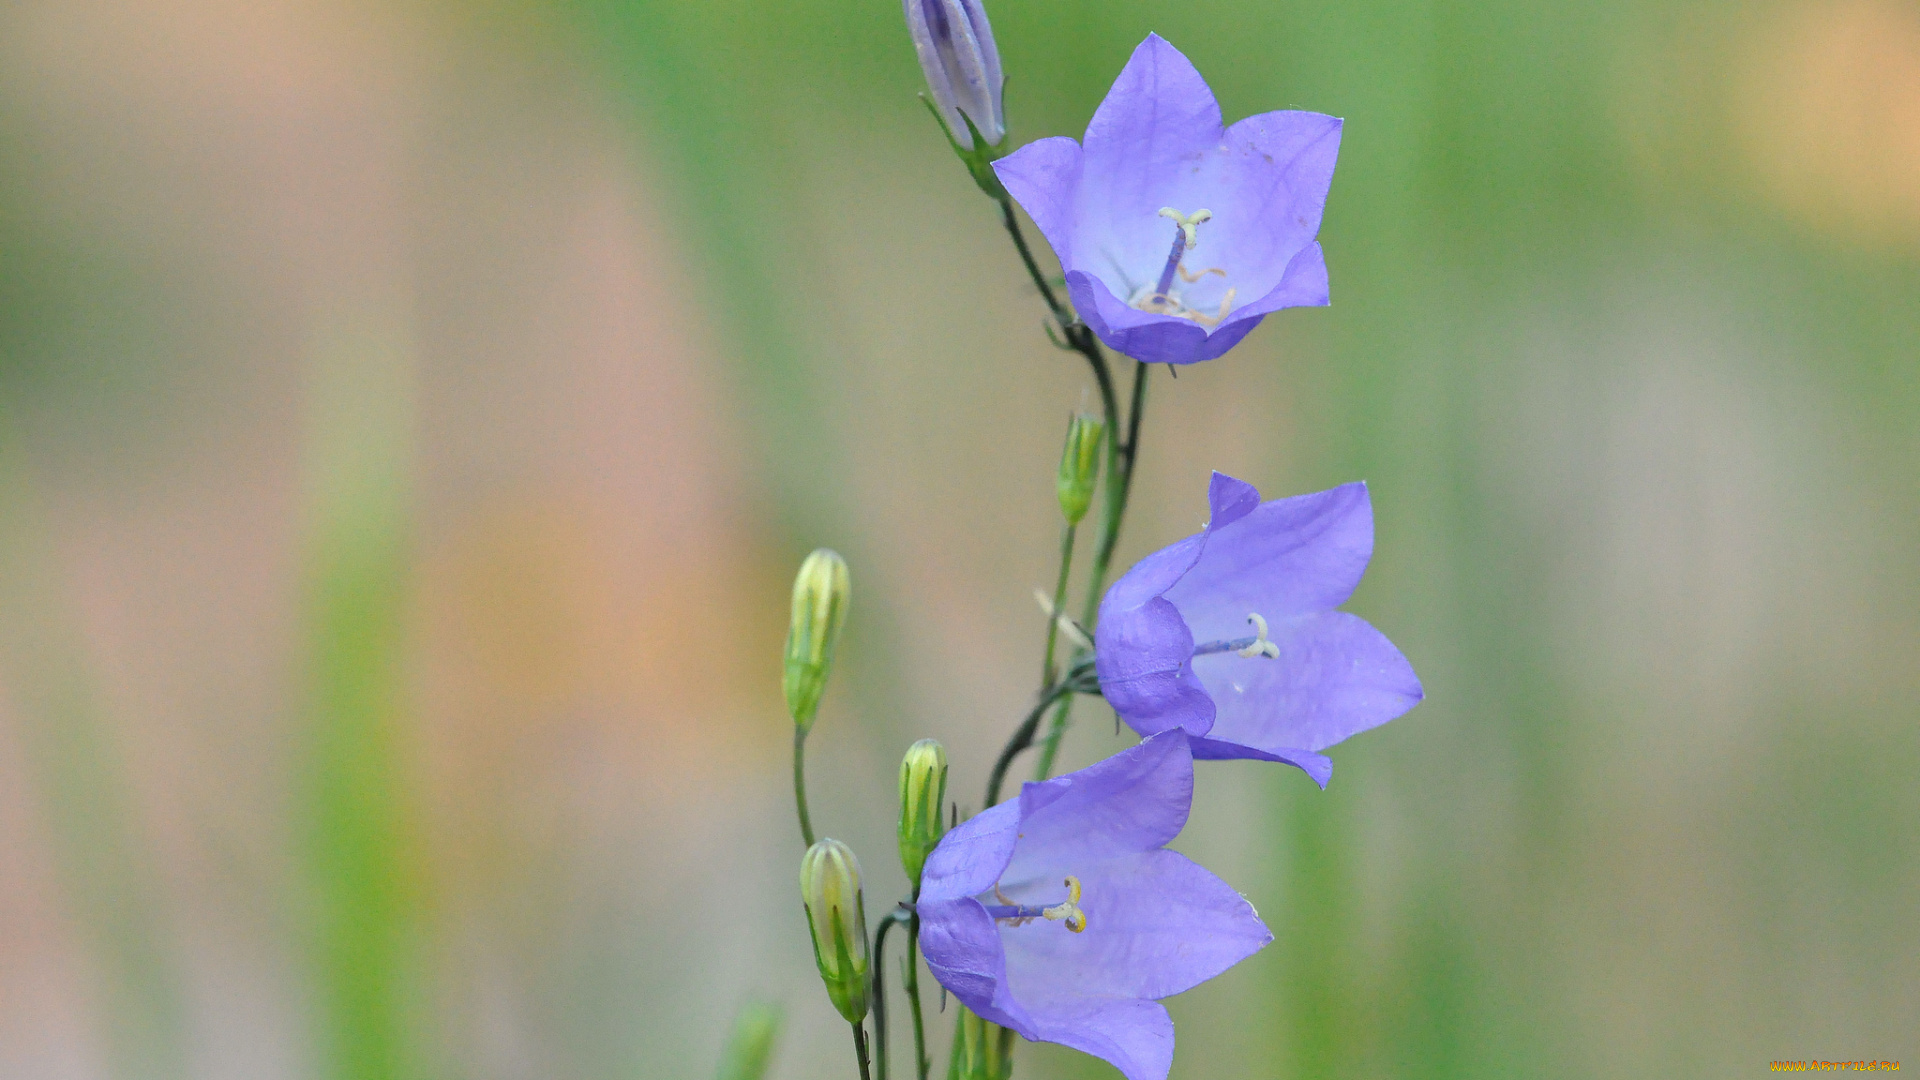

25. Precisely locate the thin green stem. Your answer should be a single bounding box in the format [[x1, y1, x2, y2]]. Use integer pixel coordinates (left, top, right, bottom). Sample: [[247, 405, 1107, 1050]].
[[986, 681, 1077, 808], [793, 728, 815, 848], [1039, 524, 1076, 685], [996, 198, 1120, 441], [998, 197, 1065, 322], [1040, 365, 1149, 785], [1030, 522, 1079, 783], [1080, 361, 1151, 630], [873, 910, 909, 1080], [905, 901, 929, 1080], [852, 1021, 873, 1080], [1031, 692, 1076, 782]]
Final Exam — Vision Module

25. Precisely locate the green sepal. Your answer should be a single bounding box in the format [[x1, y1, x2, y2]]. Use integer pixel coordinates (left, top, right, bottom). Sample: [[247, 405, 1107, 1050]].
[[920, 94, 1009, 200]]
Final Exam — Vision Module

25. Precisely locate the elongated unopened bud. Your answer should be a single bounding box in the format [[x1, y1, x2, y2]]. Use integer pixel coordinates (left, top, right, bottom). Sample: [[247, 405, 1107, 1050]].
[[953, 1007, 1013, 1080], [903, 0, 1005, 150], [714, 1002, 781, 1080], [897, 739, 948, 887], [1055, 412, 1105, 526], [800, 839, 871, 1023], [784, 548, 851, 733]]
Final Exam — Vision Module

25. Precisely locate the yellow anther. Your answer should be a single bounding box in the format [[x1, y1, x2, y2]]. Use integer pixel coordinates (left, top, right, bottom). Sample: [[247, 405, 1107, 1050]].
[[1156, 207, 1213, 250], [1041, 875, 1087, 933], [1237, 612, 1280, 659]]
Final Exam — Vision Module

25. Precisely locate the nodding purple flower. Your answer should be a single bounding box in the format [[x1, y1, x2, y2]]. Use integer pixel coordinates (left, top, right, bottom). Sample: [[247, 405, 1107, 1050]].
[[993, 34, 1342, 365], [903, 0, 1005, 149], [1094, 472, 1422, 787], [917, 731, 1270, 1080]]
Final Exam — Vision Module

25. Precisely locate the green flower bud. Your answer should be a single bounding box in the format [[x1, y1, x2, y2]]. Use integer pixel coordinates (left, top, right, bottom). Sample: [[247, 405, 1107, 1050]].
[[953, 1007, 1013, 1080], [714, 1002, 781, 1080], [1055, 412, 1105, 526], [897, 738, 948, 887], [784, 548, 851, 733], [799, 838, 870, 1023]]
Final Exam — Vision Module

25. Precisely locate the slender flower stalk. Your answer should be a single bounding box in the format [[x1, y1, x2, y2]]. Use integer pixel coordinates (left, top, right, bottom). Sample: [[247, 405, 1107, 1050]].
[[1032, 362, 1149, 783], [985, 677, 1077, 808], [872, 909, 912, 1080], [894, 738, 939, 1080], [852, 1024, 873, 1080], [904, 913, 930, 1080], [793, 728, 815, 848], [1030, 410, 1101, 780], [1029, 690, 1077, 783], [785, 549, 851, 846], [1037, 525, 1076, 689], [1083, 361, 1149, 631]]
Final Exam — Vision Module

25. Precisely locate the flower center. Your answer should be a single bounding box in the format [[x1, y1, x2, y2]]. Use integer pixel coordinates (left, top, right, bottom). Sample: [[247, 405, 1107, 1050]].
[[1191, 612, 1281, 660], [1129, 208, 1236, 327], [986, 875, 1087, 933]]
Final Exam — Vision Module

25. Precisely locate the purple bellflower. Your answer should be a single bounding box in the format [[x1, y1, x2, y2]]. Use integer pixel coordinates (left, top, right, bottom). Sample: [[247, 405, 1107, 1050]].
[[993, 34, 1342, 365], [918, 730, 1269, 1080], [1094, 472, 1421, 787]]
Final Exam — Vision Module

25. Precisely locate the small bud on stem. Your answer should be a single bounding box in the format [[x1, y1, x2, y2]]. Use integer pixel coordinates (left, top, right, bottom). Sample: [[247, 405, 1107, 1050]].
[[800, 839, 872, 1024], [897, 739, 949, 888], [785, 548, 851, 734], [1055, 412, 1105, 526]]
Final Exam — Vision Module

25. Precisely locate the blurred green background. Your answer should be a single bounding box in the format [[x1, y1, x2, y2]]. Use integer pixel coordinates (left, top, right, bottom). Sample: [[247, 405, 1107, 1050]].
[[0, 0, 1914, 1077]]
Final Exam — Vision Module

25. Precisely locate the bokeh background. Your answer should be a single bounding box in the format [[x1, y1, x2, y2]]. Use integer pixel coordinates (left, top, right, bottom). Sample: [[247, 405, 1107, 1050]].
[[1, 0, 1915, 1077]]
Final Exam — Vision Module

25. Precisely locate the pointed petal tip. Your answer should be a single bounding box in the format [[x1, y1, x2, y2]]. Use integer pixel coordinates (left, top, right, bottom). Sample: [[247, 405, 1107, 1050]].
[[1205, 471, 1262, 531], [1131, 31, 1199, 76]]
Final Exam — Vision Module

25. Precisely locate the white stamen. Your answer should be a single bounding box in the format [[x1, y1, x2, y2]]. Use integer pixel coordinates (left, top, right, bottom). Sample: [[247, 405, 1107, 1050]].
[[1237, 612, 1280, 659]]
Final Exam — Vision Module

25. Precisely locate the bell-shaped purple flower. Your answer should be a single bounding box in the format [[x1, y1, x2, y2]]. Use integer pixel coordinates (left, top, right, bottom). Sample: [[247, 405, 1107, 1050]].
[[992, 34, 1341, 365], [1094, 472, 1421, 787], [917, 731, 1269, 1080]]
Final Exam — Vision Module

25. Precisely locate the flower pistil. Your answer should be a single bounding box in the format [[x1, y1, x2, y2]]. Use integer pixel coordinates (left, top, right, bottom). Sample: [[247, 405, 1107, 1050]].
[[986, 876, 1087, 933], [1191, 612, 1281, 660], [1130, 209, 1235, 327]]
